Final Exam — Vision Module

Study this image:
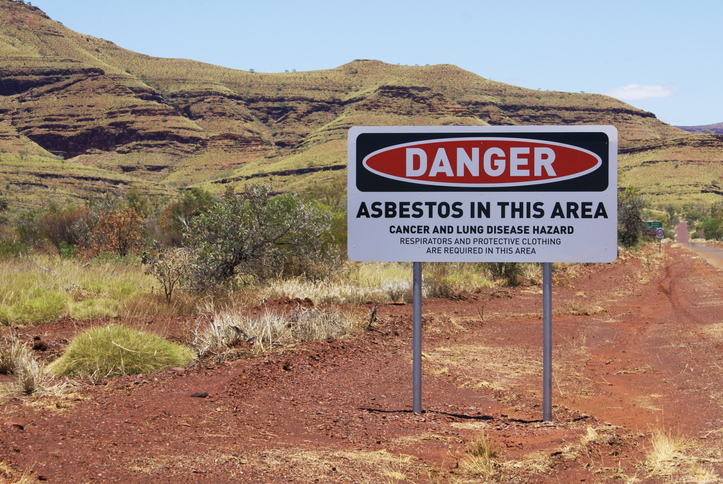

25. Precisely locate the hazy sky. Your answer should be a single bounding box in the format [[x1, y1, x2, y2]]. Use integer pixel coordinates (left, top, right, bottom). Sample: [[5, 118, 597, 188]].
[[31, 0, 722, 126]]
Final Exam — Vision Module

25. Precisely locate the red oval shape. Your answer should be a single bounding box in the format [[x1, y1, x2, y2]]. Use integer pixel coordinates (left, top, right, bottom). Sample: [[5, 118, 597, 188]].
[[363, 138, 601, 187]]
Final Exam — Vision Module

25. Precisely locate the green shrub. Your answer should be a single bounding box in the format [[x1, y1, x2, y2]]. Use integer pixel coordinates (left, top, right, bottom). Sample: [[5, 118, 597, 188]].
[[0, 240, 24, 259], [618, 187, 647, 247], [52, 324, 194, 378], [184, 184, 340, 291], [59, 241, 77, 259]]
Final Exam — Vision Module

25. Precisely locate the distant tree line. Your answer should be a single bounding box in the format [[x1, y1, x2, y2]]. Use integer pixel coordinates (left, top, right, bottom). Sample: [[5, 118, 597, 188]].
[[683, 202, 723, 240]]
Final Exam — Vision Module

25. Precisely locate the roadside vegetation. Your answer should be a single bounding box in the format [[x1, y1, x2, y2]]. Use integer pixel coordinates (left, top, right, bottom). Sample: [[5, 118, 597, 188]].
[[1, 181, 720, 482], [0, 181, 538, 327], [683, 201, 723, 241], [0, 179, 691, 395], [0, 181, 532, 397], [0, 179, 691, 332]]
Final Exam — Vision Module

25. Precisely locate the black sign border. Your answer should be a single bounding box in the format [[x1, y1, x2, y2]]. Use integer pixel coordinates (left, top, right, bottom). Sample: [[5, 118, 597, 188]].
[[355, 130, 610, 192]]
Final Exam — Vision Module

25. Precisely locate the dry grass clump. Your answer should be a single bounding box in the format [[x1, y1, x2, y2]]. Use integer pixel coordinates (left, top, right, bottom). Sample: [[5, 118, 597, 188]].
[[262, 278, 388, 305], [557, 301, 606, 316], [50, 324, 194, 379], [0, 337, 49, 395], [645, 429, 694, 476], [128, 447, 421, 483], [0, 337, 26, 375], [458, 432, 498, 477], [0, 460, 34, 484], [120, 291, 199, 319], [192, 306, 368, 357], [643, 429, 720, 482], [259, 261, 498, 308], [423, 344, 540, 394]]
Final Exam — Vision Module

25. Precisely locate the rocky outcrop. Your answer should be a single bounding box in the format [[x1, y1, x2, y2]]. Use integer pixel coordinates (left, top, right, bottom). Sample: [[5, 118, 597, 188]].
[[0, 63, 105, 95], [619, 133, 723, 155]]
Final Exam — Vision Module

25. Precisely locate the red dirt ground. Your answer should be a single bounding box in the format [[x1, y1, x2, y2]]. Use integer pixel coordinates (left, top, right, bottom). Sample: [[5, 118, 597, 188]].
[[2, 229, 723, 483]]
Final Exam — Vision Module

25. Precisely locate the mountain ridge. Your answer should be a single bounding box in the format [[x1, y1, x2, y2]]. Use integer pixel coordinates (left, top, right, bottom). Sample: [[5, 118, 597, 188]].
[[1, 0, 721, 210]]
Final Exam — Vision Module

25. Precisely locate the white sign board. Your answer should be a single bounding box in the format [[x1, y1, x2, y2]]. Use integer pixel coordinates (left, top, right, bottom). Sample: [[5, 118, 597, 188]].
[[347, 126, 618, 262]]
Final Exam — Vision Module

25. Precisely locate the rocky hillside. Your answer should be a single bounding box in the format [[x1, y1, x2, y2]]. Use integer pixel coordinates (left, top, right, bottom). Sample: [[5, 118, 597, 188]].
[[1, 0, 721, 210]]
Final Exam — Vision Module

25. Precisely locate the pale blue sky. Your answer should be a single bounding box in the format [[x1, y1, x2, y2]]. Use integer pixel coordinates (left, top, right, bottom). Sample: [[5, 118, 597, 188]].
[[31, 0, 722, 126]]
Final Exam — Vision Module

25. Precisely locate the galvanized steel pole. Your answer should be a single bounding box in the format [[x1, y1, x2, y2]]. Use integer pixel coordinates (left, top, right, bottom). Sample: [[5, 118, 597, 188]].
[[413, 262, 423, 414], [543, 262, 552, 422]]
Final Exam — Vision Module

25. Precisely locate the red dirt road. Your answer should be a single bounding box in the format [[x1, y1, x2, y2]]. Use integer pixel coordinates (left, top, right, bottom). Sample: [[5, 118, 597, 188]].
[[2, 242, 723, 482]]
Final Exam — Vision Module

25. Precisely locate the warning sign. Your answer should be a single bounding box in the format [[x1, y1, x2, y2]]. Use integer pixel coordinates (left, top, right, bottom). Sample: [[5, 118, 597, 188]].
[[347, 126, 618, 263]]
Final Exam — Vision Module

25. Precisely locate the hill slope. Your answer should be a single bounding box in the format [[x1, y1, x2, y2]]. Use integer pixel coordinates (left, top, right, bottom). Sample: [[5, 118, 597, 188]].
[[1, 0, 721, 210]]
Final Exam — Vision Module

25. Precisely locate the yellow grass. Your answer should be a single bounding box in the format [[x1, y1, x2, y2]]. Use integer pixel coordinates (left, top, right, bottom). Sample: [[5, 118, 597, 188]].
[[643, 429, 721, 482], [0, 255, 156, 325]]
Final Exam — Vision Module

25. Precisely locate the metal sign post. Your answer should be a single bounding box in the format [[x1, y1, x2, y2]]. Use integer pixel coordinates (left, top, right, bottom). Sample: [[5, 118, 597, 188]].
[[413, 262, 423, 414], [542, 262, 552, 421]]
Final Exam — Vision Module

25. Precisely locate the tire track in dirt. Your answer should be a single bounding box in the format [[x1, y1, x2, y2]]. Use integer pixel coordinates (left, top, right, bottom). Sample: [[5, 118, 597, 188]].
[[572, 245, 723, 438]]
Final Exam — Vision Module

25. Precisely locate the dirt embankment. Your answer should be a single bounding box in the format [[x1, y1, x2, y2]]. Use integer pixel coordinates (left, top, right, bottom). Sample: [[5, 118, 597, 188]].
[[1, 243, 723, 483]]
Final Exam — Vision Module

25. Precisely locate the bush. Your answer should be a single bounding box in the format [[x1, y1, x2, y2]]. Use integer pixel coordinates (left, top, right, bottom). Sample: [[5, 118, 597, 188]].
[[82, 209, 144, 258], [159, 187, 215, 246], [13, 209, 44, 247], [0, 239, 24, 259], [488, 262, 523, 286], [184, 184, 340, 291], [618, 187, 647, 247], [51, 324, 194, 378], [696, 202, 723, 240], [142, 246, 190, 301], [59, 241, 77, 259], [40, 206, 91, 255]]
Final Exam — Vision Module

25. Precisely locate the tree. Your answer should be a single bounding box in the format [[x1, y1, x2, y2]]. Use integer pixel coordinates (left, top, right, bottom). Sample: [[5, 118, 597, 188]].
[[664, 204, 679, 227], [13, 209, 44, 247], [125, 186, 151, 218], [300, 175, 347, 251], [159, 187, 215, 247], [183, 184, 338, 291], [681, 203, 704, 224], [83, 208, 144, 258], [618, 187, 647, 247], [40, 205, 91, 255], [696, 202, 723, 240], [143, 246, 189, 301]]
